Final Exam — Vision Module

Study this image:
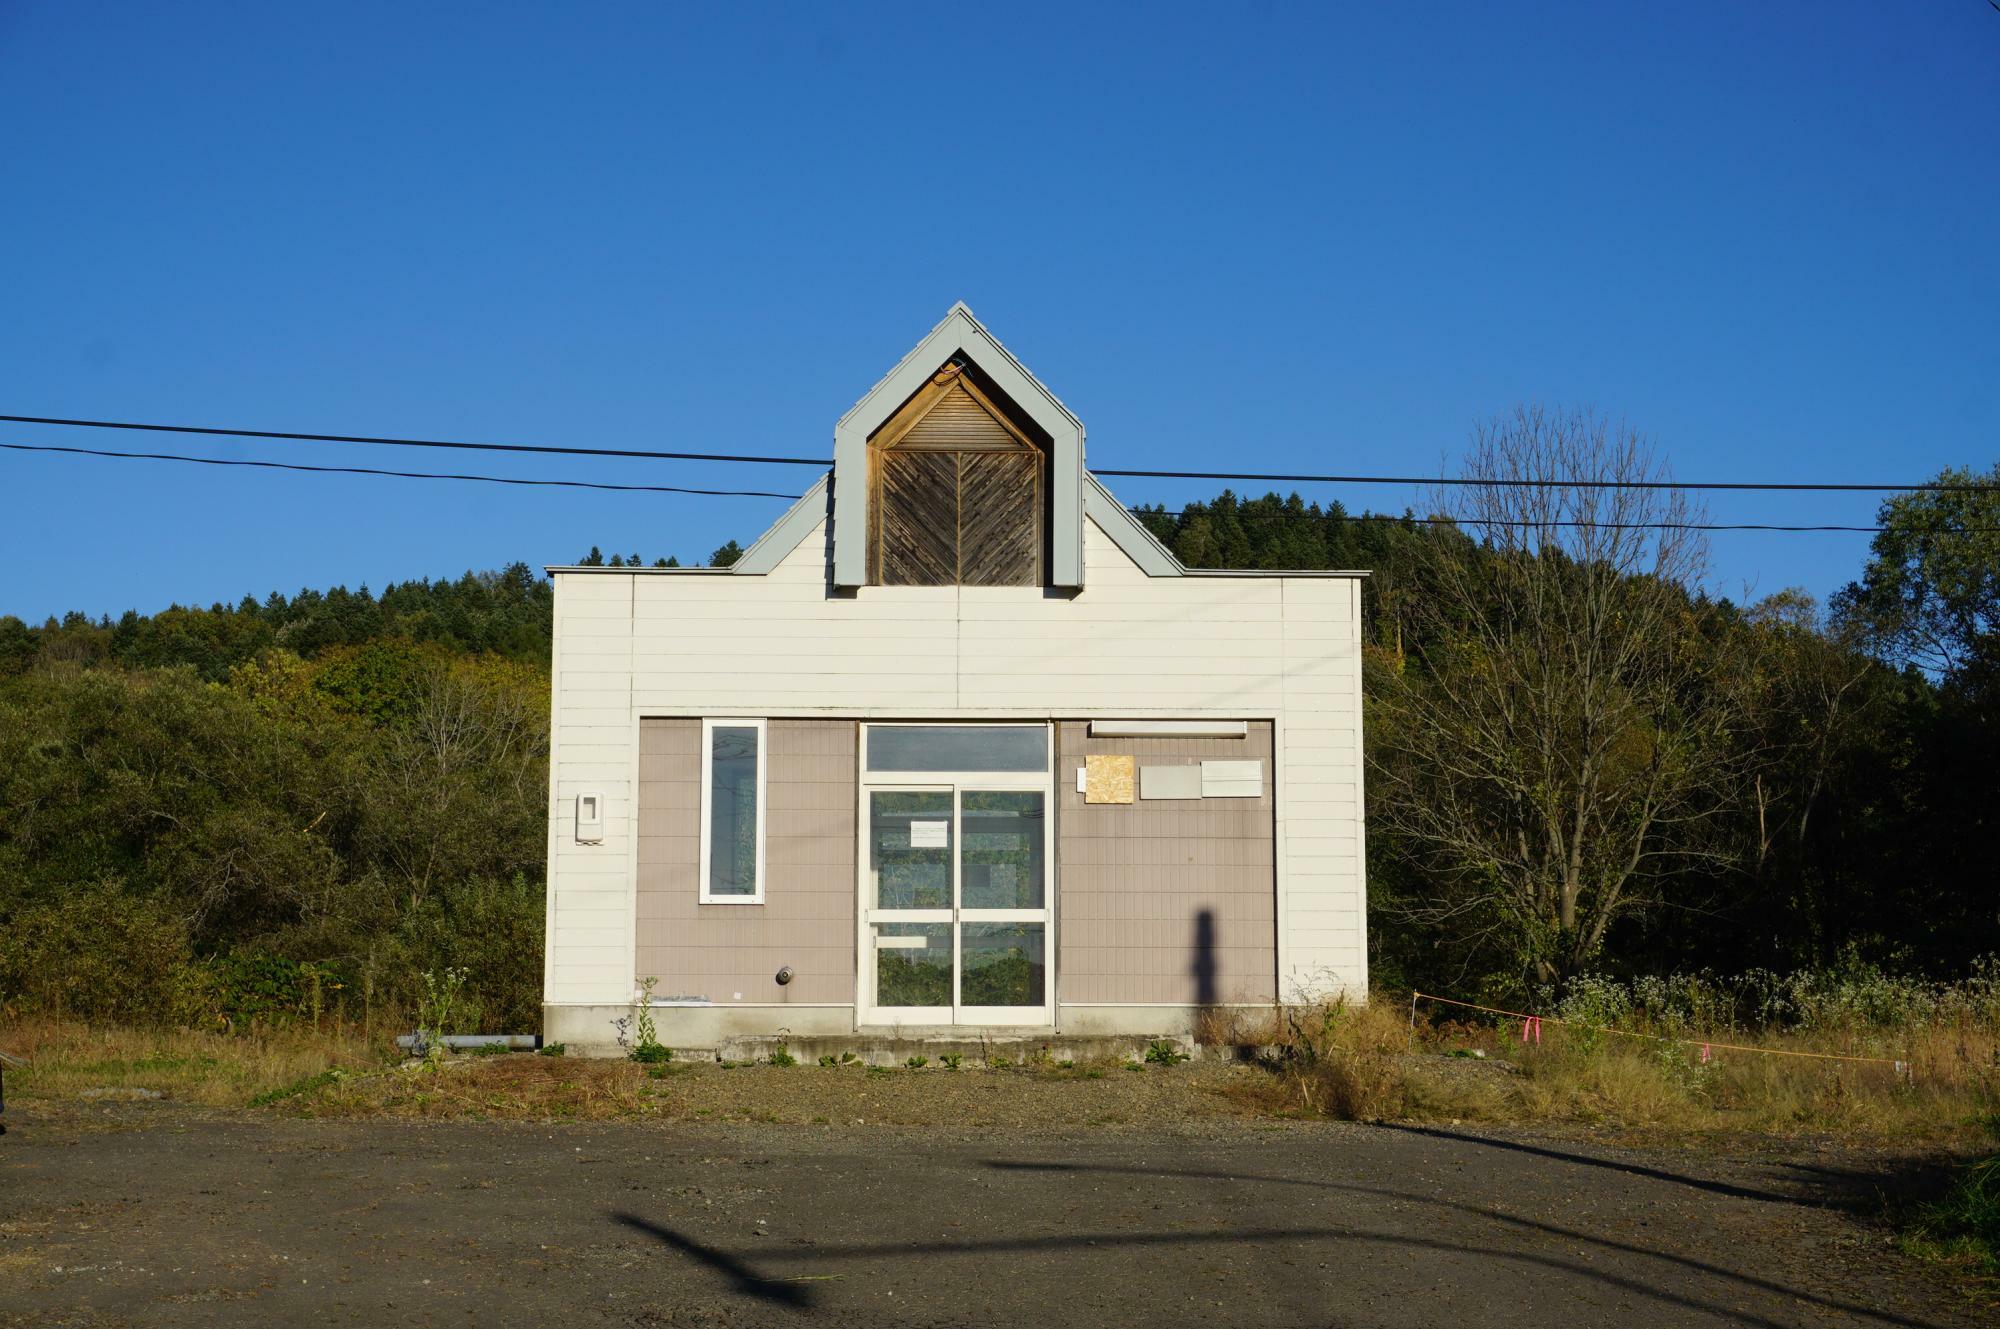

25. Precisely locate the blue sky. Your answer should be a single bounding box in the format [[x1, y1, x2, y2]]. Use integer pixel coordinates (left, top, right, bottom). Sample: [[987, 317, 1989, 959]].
[[2, 2, 1994, 622]]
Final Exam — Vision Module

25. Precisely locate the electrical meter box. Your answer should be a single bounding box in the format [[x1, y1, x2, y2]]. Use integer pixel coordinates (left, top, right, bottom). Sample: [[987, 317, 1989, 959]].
[[575, 791, 605, 844]]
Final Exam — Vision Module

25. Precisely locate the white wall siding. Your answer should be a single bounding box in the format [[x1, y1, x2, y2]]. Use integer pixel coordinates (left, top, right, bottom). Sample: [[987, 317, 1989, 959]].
[[1277, 577, 1369, 1000], [544, 517, 1368, 1008], [545, 573, 637, 1006]]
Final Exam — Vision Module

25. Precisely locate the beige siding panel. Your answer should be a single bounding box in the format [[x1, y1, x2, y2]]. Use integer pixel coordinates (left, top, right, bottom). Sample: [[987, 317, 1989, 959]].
[[1054, 721, 1277, 1006], [634, 719, 858, 1008]]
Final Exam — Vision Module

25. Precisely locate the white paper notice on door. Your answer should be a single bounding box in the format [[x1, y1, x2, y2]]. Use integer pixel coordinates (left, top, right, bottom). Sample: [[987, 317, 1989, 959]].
[[909, 820, 949, 848]]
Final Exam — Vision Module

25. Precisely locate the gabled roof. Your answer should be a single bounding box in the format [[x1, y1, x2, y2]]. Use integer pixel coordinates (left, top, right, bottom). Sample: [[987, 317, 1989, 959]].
[[730, 473, 830, 576], [831, 303, 1086, 588], [547, 306, 1367, 582], [740, 306, 1156, 582]]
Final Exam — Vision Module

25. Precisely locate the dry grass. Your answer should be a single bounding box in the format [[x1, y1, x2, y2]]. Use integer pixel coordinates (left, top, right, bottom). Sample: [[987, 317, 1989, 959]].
[[9, 995, 1997, 1144], [0, 1016, 388, 1108], [1196, 992, 2000, 1141], [1212, 998, 1414, 1120], [284, 1055, 1288, 1127], [1401, 1010, 2000, 1144], [299, 1054, 672, 1120]]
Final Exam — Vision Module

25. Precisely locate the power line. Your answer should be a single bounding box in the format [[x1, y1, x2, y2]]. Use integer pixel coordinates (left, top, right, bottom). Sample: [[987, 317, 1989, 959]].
[[5, 411, 1996, 493], [0, 413, 827, 467], [1096, 467, 2000, 493], [1128, 507, 1901, 533], [0, 441, 805, 499], [0, 438, 1929, 533]]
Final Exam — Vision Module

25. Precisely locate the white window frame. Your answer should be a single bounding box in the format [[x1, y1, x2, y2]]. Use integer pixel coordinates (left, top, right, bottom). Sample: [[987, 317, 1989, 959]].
[[698, 717, 767, 905], [855, 722, 1056, 1028]]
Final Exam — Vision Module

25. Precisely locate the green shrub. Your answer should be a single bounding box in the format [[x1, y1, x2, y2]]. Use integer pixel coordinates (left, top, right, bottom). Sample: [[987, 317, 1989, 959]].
[[905, 1055, 928, 1069], [767, 1044, 796, 1068], [539, 1042, 566, 1057], [0, 878, 200, 1023], [199, 950, 351, 1027], [1909, 1153, 2000, 1274], [1145, 1040, 1189, 1065], [939, 1052, 962, 1071]]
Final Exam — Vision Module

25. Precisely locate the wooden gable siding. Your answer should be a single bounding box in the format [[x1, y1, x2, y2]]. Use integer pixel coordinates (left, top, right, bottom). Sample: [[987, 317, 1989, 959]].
[[959, 452, 1040, 585], [868, 366, 1045, 588], [873, 450, 1042, 587], [892, 381, 1033, 451], [876, 451, 958, 586]]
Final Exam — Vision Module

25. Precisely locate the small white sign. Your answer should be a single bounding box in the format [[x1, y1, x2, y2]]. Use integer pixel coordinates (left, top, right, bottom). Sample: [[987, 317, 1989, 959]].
[[909, 820, 949, 848], [1201, 759, 1263, 797]]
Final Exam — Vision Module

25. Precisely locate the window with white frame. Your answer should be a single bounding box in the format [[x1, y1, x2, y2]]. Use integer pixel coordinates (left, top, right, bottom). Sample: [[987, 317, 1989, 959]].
[[699, 718, 765, 903]]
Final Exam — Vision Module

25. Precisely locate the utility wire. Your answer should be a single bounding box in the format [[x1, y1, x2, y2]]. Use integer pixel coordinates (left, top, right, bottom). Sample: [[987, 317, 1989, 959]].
[[0, 413, 827, 467], [1095, 467, 2000, 493], [0, 441, 805, 499], [0, 438, 1942, 532], [5, 412, 1998, 493], [1125, 506, 1897, 533]]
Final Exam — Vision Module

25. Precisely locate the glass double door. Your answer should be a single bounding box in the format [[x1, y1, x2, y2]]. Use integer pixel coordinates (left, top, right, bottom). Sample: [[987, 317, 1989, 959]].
[[864, 785, 1050, 1025]]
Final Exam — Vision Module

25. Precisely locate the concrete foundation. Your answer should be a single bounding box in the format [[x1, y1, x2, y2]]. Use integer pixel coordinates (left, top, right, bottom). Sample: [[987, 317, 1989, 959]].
[[544, 1001, 1280, 1058]]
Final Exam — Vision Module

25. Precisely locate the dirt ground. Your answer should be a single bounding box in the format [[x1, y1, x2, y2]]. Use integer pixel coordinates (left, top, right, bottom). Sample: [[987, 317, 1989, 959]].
[[0, 1103, 1988, 1329]]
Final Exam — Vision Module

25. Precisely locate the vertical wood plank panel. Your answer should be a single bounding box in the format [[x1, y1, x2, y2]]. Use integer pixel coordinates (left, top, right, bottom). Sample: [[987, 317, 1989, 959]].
[[878, 452, 958, 586], [960, 452, 1041, 586]]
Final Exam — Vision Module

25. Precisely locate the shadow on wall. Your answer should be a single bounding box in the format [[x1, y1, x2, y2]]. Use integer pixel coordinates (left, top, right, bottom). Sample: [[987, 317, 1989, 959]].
[[1192, 907, 1217, 1010]]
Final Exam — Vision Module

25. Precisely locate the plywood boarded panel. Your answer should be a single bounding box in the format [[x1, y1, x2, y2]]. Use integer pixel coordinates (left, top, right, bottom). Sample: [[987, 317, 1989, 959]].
[[959, 451, 1040, 586], [1083, 753, 1135, 804], [878, 451, 958, 586]]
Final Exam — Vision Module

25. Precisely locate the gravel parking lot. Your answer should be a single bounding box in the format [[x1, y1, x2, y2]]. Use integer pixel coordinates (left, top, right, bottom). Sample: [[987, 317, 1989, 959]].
[[0, 1106, 1984, 1328]]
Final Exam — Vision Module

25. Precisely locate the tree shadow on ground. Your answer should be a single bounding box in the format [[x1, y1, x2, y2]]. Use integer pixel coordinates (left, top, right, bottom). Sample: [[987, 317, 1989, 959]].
[[609, 1140, 1950, 1329], [1376, 1121, 1968, 1219], [977, 1155, 1944, 1329], [611, 1212, 815, 1309], [1372, 1122, 1795, 1202]]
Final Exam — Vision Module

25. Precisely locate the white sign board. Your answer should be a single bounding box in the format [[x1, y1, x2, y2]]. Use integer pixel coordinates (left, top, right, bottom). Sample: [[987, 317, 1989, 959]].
[[909, 820, 949, 848], [1201, 759, 1263, 798], [1140, 764, 1203, 800]]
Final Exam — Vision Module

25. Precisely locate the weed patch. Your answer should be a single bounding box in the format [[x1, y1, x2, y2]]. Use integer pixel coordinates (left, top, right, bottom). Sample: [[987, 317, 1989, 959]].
[[1905, 1153, 2000, 1278]]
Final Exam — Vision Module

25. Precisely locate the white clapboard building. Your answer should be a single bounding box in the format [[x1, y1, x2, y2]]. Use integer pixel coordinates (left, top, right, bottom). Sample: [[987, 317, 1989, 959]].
[[542, 305, 1367, 1051]]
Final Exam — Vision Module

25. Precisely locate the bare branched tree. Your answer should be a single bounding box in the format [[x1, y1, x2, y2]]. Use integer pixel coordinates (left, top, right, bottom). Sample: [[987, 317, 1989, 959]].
[[1370, 406, 1749, 985]]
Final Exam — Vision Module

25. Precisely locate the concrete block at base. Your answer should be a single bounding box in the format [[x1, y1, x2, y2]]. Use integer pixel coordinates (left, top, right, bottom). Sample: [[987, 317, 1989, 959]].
[[543, 1002, 1280, 1057], [543, 1004, 861, 1057], [714, 1032, 1193, 1068]]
